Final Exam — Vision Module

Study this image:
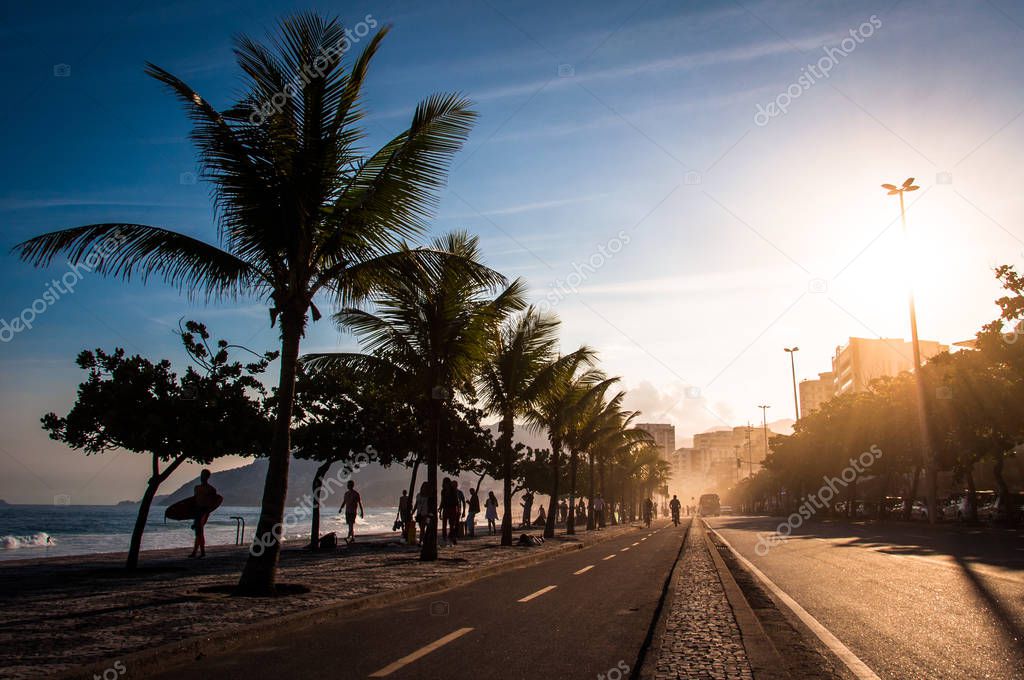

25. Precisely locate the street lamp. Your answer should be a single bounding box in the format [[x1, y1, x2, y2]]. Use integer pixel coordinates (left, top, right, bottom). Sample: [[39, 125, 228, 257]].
[[881, 177, 935, 523], [757, 404, 770, 459], [784, 347, 800, 421]]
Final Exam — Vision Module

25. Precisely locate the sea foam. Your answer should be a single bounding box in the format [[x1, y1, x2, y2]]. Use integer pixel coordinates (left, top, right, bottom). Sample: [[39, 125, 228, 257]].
[[1, 532, 55, 549]]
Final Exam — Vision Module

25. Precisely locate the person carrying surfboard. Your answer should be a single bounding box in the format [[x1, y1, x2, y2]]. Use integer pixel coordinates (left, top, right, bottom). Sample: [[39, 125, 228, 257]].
[[190, 469, 217, 558], [339, 480, 364, 544]]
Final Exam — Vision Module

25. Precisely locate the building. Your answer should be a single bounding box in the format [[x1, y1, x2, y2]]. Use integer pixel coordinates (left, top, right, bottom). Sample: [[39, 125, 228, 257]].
[[636, 423, 675, 462], [692, 425, 775, 484], [832, 337, 948, 395], [799, 371, 835, 416]]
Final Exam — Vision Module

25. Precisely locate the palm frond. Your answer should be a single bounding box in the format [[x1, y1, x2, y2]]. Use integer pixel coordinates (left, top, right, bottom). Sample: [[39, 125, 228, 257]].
[[11, 224, 262, 300]]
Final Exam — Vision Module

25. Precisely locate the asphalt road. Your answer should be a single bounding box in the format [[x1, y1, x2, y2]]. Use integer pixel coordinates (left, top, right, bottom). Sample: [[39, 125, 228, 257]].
[[148, 520, 686, 680], [707, 516, 1024, 680]]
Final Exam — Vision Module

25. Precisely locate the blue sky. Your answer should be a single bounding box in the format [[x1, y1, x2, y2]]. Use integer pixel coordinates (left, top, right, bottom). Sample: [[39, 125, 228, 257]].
[[2, 0, 1024, 503]]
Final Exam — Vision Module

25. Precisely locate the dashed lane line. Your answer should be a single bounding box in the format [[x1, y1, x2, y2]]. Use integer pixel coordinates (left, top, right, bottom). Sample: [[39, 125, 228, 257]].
[[574, 565, 594, 575], [518, 585, 557, 602], [368, 628, 474, 677]]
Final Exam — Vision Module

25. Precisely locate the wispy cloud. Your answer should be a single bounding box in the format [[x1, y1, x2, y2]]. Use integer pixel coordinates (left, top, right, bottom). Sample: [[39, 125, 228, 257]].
[[441, 193, 604, 219], [468, 30, 842, 104]]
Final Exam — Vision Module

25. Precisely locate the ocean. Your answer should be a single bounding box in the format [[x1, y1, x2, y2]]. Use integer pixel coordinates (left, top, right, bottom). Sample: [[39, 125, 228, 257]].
[[0, 503, 402, 562]]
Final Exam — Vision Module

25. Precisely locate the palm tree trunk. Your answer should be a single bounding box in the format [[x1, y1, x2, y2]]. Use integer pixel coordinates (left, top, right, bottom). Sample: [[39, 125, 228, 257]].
[[567, 450, 578, 535], [500, 415, 514, 546], [421, 399, 442, 561], [992, 454, 1011, 521], [309, 460, 332, 550], [238, 311, 303, 594], [966, 466, 978, 522], [407, 454, 421, 504], [544, 442, 560, 539], [127, 453, 187, 570], [586, 453, 596, 530]]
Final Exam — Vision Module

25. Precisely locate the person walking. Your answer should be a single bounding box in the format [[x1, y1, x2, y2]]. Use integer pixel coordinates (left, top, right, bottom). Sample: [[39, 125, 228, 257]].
[[559, 499, 568, 523], [643, 497, 654, 529], [189, 469, 217, 559], [440, 478, 460, 546], [593, 493, 606, 529], [398, 489, 411, 526], [453, 480, 466, 539], [339, 479, 364, 544], [414, 481, 430, 545], [520, 491, 534, 529], [466, 487, 480, 537], [484, 490, 499, 535], [534, 505, 547, 527]]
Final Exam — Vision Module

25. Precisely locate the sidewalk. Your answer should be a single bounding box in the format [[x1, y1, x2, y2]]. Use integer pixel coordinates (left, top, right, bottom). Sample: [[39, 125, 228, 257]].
[[1, 523, 634, 678], [650, 520, 754, 680]]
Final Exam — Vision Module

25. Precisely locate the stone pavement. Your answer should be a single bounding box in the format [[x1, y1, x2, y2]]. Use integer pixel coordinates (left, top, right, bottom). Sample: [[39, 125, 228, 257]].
[[652, 521, 754, 680], [1, 524, 634, 678]]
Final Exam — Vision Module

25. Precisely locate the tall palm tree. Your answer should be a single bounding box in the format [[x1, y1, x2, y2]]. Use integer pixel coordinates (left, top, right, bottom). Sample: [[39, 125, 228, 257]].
[[526, 356, 600, 538], [477, 308, 562, 546], [593, 415, 650, 527], [12, 15, 477, 593], [562, 376, 620, 534], [307, 231, 520, 560]]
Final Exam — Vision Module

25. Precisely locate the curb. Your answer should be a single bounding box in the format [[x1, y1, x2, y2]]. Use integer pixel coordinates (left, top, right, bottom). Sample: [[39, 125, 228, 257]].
[[703, 525, 787, 680], [636, 519, 691, 680], [53, 526, 638, 679], [704, 522, 880, 680]]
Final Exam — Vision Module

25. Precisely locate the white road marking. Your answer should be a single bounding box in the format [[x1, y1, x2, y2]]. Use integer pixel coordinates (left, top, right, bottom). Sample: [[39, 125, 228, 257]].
[[709, 525, 881, 680], [518, 585, 557, 602], [603, 554, 616, 560], [632, 542, 640, 546], [574, 565, 594, 575], [368, 627, 474, 677], [620, 547, 630, 552]]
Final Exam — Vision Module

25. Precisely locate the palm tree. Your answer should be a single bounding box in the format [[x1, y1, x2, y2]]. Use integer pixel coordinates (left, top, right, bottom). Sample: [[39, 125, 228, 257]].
[[12, 15, 477, 594], [477, 308, 562, 546], [307, 231, 520, 560], [526, 355, 600, 538], [562, 376, 620, 534]]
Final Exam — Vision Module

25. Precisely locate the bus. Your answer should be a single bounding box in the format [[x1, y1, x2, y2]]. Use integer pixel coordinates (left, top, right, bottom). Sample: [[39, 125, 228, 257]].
[[699, 493, 721, 517]]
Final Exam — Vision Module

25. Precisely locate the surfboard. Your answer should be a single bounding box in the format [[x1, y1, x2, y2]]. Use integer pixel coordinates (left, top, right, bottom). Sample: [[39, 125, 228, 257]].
[[164, 494, 224, 521]]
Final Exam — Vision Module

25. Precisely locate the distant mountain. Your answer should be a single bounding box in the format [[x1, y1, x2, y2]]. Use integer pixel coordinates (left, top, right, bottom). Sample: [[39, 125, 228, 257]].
[[115, 500, 139, 506], [0, 499, 8, 507], [156, 457, 410, 508], [156, 425, 551, 508]]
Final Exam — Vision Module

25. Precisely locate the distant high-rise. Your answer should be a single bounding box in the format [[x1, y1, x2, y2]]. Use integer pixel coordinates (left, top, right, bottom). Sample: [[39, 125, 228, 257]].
[[636, 423, 675, 462], [832, 337, 948, 395], [799, 371, 835, 416]]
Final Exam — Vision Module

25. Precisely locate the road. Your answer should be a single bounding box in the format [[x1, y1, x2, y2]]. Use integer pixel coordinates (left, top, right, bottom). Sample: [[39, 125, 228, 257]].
[[148, 521, 686, 680], [707, 516, 1024, 680]]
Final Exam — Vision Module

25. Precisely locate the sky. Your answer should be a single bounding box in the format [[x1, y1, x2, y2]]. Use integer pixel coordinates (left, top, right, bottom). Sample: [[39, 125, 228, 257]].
[[1, 0, 1023, 504]]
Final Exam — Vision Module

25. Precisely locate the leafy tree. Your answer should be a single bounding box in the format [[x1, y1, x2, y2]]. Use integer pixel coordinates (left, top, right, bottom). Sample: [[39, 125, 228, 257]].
[[14, 14, 477, 594], [290, 366, 422, 547], [42, 322, 272, 569]]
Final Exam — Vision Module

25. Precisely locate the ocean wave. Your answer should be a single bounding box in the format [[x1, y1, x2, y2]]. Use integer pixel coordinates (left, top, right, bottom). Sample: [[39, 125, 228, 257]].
[[2, 532, 55, 549]]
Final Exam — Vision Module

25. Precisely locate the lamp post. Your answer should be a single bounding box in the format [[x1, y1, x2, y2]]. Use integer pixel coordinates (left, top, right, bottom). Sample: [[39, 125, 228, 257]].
[[784, 347, 800, 421], [758, 404, 770, 459], [881, 177, 935, 523]]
